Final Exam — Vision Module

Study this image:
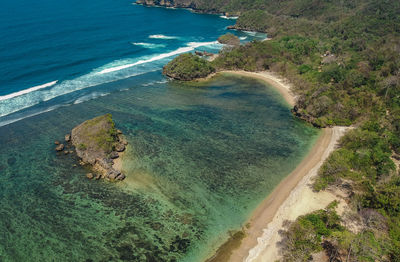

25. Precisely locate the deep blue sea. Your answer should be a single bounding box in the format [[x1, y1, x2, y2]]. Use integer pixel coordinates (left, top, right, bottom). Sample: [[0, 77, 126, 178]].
[[0, 1, 320, 261], [0, 0, 265, 125]]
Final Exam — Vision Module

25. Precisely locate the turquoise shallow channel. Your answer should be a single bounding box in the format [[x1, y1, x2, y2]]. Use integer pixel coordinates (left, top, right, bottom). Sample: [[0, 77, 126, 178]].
[[0, 72, 320, 261]]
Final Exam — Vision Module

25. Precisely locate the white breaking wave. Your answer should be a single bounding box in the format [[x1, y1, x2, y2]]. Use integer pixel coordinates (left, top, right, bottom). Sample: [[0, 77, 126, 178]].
[[239, 36, 247, 40], [0, 40, 221, 123], [132, 42, 166, 49], [220, 15, 238, 19], [73, 92, 110, 104], [142, 79, 168, 87], [0, 80, 58, 101], [148, 34, 178, 39], [97, 41, 219, 75], [187, 41, 220, 48], [0, 105, 62, 127], [0, 70, 148, 118], [243, 31, 257, 36]]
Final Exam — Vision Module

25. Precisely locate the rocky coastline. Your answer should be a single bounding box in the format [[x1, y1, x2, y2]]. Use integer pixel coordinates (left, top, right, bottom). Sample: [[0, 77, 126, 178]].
[[55, 114, 127, 182], [135, 0, 239, 17]]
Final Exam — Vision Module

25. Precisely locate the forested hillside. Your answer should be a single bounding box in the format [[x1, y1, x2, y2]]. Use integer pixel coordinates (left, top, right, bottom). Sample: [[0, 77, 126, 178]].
[[142, 0, 400, 260]]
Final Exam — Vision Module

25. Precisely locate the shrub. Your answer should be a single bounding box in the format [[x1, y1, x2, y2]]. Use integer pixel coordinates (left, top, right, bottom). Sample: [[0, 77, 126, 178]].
[[163, 53, 215, 81], [218, 33, 240, 46]]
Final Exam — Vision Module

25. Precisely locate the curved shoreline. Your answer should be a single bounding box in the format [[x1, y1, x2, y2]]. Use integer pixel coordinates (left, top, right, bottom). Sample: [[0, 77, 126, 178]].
[[205, 71, 347, 262], [218, 70, 296, 107]]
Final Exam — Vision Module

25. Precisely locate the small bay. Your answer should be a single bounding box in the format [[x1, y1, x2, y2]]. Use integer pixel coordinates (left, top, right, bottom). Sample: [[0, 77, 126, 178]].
[[0, 0, 319, 261], [0, 72, 319, 261]]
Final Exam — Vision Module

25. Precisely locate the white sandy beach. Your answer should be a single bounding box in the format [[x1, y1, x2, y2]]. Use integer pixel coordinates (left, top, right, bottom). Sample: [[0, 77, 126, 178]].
[[219, 70, 296, 107], [206, 71, 349, 262], [245, 126, 348, 262]]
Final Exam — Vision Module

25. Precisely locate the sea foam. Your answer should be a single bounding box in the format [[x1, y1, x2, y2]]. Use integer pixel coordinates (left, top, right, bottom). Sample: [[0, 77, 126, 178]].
[[148, 34, 178, 39], [0, 70, 148, 118], [132, 42, 166, 49], [73, 92, 110, 104], [0, 105, 62, 127], [0, 80, 58, 101], [220, 15, 238, 20], [0, 40, 220, 123], [98, 41, 218, 75]]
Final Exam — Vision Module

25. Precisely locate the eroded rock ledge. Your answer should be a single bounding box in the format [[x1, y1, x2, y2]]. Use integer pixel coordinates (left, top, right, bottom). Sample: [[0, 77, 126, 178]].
[[135, 0, 239, 16], [67, 114, 128, 181], [136, 0, 206, 12]]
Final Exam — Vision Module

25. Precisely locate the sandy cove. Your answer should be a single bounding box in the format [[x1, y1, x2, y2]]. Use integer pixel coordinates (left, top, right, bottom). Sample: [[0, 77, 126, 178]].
[[244, 126, 349, 262], [219, 70, 296, 107], [206, 71, 349, 262]]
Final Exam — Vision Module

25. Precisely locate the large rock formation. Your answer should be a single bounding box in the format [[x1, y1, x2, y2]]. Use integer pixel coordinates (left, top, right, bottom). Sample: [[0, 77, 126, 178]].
[[163, 53, 215, 81], [69, 114, 128, 181], [217, 33, 240, 46]]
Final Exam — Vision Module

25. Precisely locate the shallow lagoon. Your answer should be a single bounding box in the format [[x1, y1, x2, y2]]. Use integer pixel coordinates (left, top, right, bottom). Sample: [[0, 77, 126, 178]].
[[0, 72, 319, 261]]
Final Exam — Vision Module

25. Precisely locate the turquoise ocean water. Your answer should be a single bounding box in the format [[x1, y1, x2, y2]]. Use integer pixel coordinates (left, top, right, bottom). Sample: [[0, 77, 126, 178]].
[[0, 0, 320, 261]]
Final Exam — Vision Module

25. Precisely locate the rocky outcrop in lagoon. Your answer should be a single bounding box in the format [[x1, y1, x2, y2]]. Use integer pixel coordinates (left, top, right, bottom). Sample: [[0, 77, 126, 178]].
[[60, 114, 128, 182]]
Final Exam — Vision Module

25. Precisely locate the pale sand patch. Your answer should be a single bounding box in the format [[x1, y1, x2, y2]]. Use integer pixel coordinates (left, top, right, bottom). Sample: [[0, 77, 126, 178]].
[[112, 146, 160, 192], [392, 156, 400, 174], [112, 151, 124, 172], [244, 126, 349, 262]]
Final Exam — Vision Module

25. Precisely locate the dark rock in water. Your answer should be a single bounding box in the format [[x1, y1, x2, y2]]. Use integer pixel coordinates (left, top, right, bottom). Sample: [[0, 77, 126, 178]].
[[55, 144, 64, 151], [54, 141, 60, 145], [69, 114, 127, 182], [107, 170, 121, 180], [86, 173, 94, 179], [120, 137, 128, 145], [116, 173, 126, 181], [7, 157, 16, 166], [65, 134, 71, 142], [195, 51, 204, 56], [218, 33, 240, 46], [110, 151, 119, 159], [71, 114, 117, 164], [115, 143, 125, 152]]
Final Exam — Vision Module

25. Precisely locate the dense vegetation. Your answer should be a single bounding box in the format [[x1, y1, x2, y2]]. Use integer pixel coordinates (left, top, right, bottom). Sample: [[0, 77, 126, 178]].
[[280, 201, 393, 261], [163, 53, 215, 81], [72, 113, 119, 153], [217, 33, 240, 46], [155, 0, 400, 260]]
